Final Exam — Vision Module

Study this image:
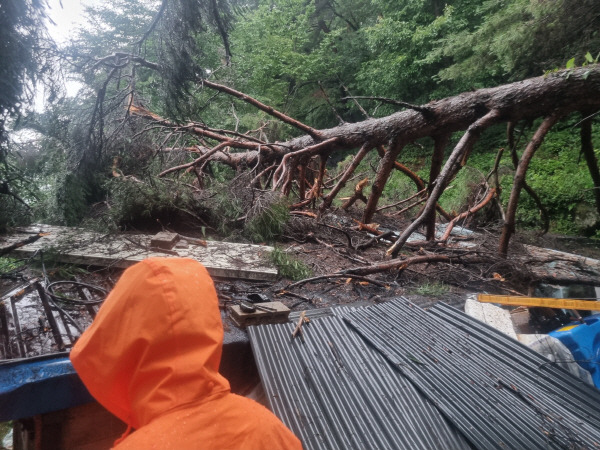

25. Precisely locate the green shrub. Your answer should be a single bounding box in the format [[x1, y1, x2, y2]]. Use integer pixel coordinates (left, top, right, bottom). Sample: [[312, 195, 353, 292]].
[[104, 176, 204, 229], [203, 181, 245, 235], [413, 281, 449, 296], [269, 247, 312, 281], [0, 257, 20, 274], [245, 199, 290, 243]]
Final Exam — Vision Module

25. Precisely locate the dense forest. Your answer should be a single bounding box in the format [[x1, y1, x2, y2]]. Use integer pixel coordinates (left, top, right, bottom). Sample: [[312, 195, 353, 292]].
[[1, 0, 600, 261]]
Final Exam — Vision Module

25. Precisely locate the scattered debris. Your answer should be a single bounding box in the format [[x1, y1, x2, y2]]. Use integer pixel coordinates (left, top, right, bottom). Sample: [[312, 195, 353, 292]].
[[0, 278, 104, 359]]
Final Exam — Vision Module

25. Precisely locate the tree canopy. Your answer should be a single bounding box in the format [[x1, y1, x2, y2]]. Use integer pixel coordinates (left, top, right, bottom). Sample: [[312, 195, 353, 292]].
[[2, 0, 600, 257]]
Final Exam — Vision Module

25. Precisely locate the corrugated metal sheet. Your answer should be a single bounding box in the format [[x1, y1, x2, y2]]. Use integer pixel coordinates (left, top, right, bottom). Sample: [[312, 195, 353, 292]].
[[343, 299, 600, 449], [248, 314, 471, 449]]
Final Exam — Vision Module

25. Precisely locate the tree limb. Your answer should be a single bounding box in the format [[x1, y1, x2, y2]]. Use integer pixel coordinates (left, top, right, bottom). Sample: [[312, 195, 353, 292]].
[[388, 109, 501, 257], [499, 114, 561, 256]]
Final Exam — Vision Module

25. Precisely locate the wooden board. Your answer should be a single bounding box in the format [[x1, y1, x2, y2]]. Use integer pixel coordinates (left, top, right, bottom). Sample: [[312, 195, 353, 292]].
[[228, 301, 290, 327], [1, 224, 277, 281], [478, 293, 600, 311], [523, 244, 600, 285]]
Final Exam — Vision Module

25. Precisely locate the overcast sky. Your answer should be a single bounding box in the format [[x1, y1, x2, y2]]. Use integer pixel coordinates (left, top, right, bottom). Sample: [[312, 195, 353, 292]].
[[46, 0, 86, 44]]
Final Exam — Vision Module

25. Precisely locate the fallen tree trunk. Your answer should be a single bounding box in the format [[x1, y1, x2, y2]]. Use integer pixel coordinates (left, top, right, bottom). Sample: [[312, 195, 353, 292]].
[[131, 66, 600, 255], [135, 67, 600, 170]]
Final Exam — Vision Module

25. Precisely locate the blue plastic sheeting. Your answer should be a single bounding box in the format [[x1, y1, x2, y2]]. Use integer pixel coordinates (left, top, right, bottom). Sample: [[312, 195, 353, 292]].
[[550, 313, 600, 387], [0, 354, 93, 421]]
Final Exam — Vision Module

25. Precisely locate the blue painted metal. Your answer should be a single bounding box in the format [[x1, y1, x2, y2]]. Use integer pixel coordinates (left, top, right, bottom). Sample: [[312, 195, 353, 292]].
[[0, 353, 93, 421], [0, 323, 253, 421], [550, 313, 600, 387]]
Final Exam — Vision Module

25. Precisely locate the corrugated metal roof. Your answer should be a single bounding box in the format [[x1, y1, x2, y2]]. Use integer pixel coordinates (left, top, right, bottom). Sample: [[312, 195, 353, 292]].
[[343, 299, 600, 449], [248, 313, 471, 449]]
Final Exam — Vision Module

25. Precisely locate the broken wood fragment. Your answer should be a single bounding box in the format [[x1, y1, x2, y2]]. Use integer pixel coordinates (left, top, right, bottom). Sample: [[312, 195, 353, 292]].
[[0, 233, 44, 257], [439, 188, 496, 242], [291, 311, 307, 341]]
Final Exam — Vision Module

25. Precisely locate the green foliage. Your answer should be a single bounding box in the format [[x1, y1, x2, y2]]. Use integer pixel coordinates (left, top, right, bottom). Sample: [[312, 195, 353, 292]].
[[269, 247, 312, 281], [230, 0, 374, 126], [498, 124, 598, 234], [0, 0, 56, 138], [0, 421, 11, 449], [413, 281, 449, 296], [56, 173, 94, 226], [439, 166, 485, 214], [0, 257, 20, 274], [436, 0, 600, 89], [244, 199, 290, 243], [104, 177, 202, 230], [357, 0, 452, 103], [203, 181, 244, 235], [381, 169, 420, 205]]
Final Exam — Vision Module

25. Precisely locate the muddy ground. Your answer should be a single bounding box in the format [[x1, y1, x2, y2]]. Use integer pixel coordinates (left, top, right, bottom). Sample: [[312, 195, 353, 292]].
[[3, 207, 597, 326]]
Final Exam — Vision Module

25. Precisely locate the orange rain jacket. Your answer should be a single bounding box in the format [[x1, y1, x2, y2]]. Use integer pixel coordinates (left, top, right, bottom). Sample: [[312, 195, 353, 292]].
[[71, 257, 302, 450]]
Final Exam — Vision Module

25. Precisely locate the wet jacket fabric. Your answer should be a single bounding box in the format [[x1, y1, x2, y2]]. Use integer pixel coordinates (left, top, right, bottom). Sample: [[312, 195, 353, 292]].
[[70, 257, 302, 450]]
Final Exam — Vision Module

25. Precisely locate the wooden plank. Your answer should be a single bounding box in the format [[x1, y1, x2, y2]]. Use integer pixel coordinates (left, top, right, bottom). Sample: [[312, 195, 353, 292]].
[[523, 244, 600, 285], [478, 293, 600, 311], [1, 224, 277, 281], [27, 402, 126, 450], [228, 302, 290, 327]]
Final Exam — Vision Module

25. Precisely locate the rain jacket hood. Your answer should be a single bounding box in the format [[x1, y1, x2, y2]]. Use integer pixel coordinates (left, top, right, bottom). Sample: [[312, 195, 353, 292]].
[[70, 258, 231, 429]]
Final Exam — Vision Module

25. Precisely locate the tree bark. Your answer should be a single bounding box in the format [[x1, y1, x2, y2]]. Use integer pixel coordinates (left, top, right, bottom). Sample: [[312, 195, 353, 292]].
[[580, 110, 600, 216], [363, 141, 405, 223], [388, 110, 501, 257], [499, 114, 560, 256], [136, 67, 600, 170], [320, 143, 372, 211], [426, 134, 450, 240], [507, 122, 549, 233]]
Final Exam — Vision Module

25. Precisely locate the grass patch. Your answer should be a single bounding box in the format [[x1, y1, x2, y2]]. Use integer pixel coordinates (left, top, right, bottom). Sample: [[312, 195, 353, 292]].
[[413, 281, 449, 297], [0, 257, 20, 274], [269, 247, 312, 281]]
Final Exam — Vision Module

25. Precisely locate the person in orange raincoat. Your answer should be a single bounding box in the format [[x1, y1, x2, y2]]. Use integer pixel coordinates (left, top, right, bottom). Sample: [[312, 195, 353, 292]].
[[70, 257, 303, 449]]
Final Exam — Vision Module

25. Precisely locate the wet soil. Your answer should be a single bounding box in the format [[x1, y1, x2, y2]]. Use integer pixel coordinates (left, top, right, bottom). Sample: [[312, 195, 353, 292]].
[[1, 208, 598, 360]]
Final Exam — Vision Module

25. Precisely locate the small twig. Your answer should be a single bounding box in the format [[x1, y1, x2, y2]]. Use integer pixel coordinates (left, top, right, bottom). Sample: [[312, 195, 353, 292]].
[[319, 222, 354, 248], [340, 96, 433, 117], [356, 230, 396, 251], [287, 273, 388, 290], [377, 188, 427, 212], [278, 290, 313, 304]]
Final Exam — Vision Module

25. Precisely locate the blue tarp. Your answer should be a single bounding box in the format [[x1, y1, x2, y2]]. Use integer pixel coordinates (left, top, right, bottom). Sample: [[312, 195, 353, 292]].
[[0, 354, 93, 421]]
